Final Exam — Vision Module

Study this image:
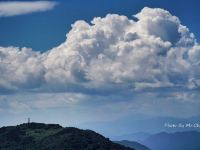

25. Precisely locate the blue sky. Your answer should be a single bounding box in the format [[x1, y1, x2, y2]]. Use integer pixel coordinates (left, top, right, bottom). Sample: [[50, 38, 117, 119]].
[[0, 0, 200, 137]]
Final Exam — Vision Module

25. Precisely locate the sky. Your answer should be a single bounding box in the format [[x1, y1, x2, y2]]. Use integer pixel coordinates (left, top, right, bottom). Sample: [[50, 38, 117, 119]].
[[0, 0, 200, 137]]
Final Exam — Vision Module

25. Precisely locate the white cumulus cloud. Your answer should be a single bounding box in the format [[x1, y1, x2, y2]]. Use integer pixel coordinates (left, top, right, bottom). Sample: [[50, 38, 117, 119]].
[[0, 1, 57, 17], [0, 7, 200, 93]]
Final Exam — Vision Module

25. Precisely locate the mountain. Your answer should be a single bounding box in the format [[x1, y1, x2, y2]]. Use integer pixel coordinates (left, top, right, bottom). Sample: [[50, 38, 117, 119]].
[[113, 132, 151, 142], [0, 122, 134, 150], [80, 116, 200, 137], [115, 140, 151, 150], [143, 131, 200, 150]]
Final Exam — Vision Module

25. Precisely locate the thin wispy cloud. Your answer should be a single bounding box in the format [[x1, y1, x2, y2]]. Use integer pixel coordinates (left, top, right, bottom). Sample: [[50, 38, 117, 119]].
[[0, 1, 57, 17]]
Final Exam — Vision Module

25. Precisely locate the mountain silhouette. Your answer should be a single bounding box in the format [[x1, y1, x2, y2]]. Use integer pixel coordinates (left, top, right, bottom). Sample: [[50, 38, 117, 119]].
[[115, 140, 151, 150], [113, 132, 151, 142], [0, 122, 134, 150], [143, 131, 200, 150]]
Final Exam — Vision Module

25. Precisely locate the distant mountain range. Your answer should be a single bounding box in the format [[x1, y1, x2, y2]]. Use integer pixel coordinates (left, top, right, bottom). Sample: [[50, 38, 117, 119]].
[[115, 140, 151, 150], [115, 131, 200, 150], [143, 131, 200, 150], [113, 132, 151, 142], [80, 116, 200, 137], [0, 123, 134, 150]]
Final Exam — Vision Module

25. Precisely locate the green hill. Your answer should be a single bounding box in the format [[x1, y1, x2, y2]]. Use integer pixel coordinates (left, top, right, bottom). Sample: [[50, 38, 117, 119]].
[[0, 123, 134, 150]]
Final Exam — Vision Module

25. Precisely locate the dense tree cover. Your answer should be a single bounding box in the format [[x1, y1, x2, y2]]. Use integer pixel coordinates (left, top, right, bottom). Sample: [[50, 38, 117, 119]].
[[0, 123, 134, 150]]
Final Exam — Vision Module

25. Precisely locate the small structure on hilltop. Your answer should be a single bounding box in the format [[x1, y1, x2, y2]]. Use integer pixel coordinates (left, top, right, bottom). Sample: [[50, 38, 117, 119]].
[[28, 117, 30, 124]]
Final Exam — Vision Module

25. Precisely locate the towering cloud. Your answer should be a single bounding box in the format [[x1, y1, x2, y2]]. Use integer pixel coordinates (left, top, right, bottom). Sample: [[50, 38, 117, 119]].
[[0, 7, 200, 93]]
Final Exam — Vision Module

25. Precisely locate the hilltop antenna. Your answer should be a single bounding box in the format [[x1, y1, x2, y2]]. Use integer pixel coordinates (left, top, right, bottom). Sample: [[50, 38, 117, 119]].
[[28, 117, 30, 124]]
